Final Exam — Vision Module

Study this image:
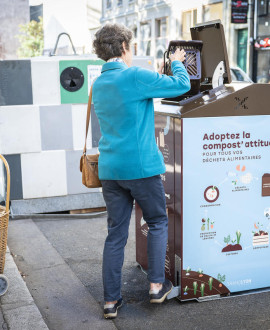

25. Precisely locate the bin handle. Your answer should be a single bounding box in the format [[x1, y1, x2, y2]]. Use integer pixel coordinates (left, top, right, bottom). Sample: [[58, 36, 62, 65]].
[[49, 32, 77, 56], [0, 155, 10, 214]]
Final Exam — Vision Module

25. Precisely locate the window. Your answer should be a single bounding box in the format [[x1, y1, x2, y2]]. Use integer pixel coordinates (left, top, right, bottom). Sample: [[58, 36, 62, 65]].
[[203, 2, 223, 22], [140, 22, 151, 40], [133, 27, 137, 38], [156, 18, 168, 38], [182, 9, 197, 40], [131, 26, 138, 55], [258, 0, 270, 16], [256, 50, 270, 83], [258, 16, 270, 36], [140, 22, 151, 56], [106, 0, 112, 9], [257, 0, 270, 36], [155, 18, 168, 60], [132, 43, 137, 55], [117, 0, 123, 6]]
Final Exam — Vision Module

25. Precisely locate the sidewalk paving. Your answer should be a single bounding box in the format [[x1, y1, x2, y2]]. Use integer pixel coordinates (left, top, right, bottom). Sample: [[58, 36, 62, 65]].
[[4, 211, 270, 330], [0, 246, 48, 330]]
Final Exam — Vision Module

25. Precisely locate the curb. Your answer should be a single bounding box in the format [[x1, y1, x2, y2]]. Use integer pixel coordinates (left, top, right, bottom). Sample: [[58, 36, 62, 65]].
[[0, 246, 49, 330]]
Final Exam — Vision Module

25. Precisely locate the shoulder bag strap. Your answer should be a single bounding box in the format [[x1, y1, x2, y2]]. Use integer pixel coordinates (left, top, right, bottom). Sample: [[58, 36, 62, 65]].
[[83, 79, 97, 155]]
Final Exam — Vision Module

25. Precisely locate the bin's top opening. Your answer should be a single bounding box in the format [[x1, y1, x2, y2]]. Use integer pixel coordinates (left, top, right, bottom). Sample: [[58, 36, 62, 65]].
[[190, 20, 232, 85]]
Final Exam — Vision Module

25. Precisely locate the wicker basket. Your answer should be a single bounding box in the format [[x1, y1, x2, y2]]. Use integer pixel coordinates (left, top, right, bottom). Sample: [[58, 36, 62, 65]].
[[0, 154, 10, 274]]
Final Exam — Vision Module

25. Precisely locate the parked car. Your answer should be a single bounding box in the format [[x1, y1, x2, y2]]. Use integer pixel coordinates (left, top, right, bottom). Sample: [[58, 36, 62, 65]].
[[230, 67, 253, 83]]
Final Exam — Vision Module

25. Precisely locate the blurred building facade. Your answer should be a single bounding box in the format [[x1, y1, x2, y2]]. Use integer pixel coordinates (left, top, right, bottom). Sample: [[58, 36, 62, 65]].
[[254, 0, 270, 83], [0, 0, 30, 59], [100, 0, 270, 82]]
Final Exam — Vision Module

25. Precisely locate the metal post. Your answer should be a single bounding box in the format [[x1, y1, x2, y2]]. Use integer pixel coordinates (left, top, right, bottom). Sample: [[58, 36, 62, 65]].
[[248, 0, 255, 78], [253, 0, 258, 81]]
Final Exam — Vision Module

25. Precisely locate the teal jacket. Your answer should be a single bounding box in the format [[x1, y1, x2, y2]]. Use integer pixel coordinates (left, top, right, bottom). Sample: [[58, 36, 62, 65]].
[[92, 60, 190, 180]]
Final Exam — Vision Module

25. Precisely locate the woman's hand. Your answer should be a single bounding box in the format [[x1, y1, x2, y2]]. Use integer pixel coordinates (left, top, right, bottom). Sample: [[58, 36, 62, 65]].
[[169, 48, 186, 63], [158, 62, 164, 75]]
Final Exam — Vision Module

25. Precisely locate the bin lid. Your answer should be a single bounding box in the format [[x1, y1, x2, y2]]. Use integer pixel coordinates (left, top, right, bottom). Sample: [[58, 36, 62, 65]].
[[190, 20, 232, 84]]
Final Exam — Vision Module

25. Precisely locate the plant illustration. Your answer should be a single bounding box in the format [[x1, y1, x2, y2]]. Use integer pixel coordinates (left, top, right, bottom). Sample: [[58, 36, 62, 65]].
[[217, 273, 226, 287], [208, 277, 213, 291], [207, 218, 210, 231], [236, 230, 241, 244], [231, 239, 236, 244], [183, 286, 189, 295], [193, 281, 198, 295], [186, 266, 191, 275], [198, 269, 203, 277], [224, 235, 231, 245], [210, 221, 215, 229], [222, 232, 242, 252], [200, 283, 205, 297]]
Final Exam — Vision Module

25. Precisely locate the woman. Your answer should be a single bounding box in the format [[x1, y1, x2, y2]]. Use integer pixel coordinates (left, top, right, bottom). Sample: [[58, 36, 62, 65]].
[[92, 23, 190, 319]]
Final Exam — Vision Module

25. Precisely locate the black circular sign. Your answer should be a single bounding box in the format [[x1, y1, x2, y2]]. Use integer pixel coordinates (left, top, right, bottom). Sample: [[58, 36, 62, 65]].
[[60, 67, 84, 92]]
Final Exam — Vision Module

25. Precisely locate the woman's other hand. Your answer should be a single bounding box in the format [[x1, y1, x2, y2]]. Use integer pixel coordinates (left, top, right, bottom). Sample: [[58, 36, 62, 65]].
[[169, 48, 186, 63], [157, 61, 164, 75]]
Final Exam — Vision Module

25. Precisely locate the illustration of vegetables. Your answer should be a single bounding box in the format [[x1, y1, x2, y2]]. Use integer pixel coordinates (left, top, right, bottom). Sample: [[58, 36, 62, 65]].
[[217, 274, 226, 287], [208, 277, 213, 291], [183, 286, 189, 295], [186, 266, 191, 275], [207, 218, 210, 231], [236, 230, 241, 244], [236, 165, 246, 172], [224, 235, 231, 246], [200, 283, 205, 297], [201, 219, 206, 231], [198, 269, 203, 277], [210, 221, 215, 229], [231, 239, 236, 244], [252, 222, 268, 237], [193, 281, 198, 295]]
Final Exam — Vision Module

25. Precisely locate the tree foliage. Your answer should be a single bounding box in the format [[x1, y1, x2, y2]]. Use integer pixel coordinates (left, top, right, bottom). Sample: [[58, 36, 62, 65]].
[[16, 17, 44, 58]]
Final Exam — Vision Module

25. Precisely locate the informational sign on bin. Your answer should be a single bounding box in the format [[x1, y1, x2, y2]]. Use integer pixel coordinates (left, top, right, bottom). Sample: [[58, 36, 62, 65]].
[[182, 115, 270, 300]]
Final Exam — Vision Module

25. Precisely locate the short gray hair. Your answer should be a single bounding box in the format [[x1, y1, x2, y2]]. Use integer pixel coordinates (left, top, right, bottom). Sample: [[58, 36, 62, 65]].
[[93, 24, 133, 61]]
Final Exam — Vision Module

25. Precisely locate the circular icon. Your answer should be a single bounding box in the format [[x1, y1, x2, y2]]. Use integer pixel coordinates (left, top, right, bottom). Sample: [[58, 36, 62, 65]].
[[60, 67, 84, 92], [204, 186, 219, 203]]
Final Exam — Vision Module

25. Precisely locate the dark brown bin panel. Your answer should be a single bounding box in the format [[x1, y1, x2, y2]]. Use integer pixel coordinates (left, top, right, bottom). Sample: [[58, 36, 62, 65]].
[[155, 115, 174, 205], [174, 118, 182, 260]]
